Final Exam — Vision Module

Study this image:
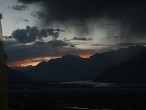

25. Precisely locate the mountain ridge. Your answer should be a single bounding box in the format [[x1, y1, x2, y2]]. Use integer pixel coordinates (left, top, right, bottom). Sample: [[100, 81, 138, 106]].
[[94, 50, 146, 83], [25, 45, 146, 81]]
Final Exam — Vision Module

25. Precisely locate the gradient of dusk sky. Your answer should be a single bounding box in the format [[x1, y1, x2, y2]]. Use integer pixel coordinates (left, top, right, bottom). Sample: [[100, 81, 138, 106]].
[[0, 0, 43, 36]]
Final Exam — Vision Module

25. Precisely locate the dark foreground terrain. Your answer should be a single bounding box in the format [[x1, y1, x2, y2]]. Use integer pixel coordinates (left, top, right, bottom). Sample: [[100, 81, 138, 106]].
[[8, 82, 146, 110]]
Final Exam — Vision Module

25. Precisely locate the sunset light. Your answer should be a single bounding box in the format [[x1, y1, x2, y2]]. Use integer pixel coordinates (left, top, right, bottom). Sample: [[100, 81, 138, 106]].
[[7, 53, 95, 67], [7, 56, 57, 67]]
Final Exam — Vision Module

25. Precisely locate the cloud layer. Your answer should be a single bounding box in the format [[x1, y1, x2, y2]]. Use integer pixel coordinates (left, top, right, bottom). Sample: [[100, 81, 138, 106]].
[[17, 0, 146, 40]]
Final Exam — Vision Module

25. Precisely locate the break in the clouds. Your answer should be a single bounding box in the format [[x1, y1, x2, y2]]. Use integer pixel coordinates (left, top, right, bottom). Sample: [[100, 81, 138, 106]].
[[18, 0, 146, 41]]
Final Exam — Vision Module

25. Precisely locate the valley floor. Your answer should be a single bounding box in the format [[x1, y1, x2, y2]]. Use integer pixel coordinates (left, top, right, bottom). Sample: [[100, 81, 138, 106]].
[[8, 83, 146, 110]]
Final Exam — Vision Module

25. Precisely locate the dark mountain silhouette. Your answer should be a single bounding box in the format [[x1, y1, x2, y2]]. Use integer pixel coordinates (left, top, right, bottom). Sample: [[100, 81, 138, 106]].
[[26, 45, 146, 81], [94, 48, 146, 83], [12, 65, 33, 72], [27, 55, 87, 81], [7, 66, 31, 84], [0, 62, 31, 85]]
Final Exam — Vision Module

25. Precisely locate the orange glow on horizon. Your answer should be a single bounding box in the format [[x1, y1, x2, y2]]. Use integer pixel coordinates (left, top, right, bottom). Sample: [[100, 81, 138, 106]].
[[79, 50, 98, 58], [8, 56, 59, 67], [80, 54, 92, 58], [8, 52, 98, 67]]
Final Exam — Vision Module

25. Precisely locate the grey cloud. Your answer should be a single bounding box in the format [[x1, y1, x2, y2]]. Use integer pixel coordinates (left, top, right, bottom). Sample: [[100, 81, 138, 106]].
[[73, 37, 93, 41], [9, 5, 29, 11], [91, 44, 113, 47], [31, 11, 46, 19], [91, 43, 146, 47], [116, 43, 146, 47], [35, 40, 74, 47], [39, 28, 65, 40], [12, 26, 39, 43], [47, 40, 70, 47], [23, 19, 29, 22], [3, 36, 13, 40], [12, 26, 65, 43]]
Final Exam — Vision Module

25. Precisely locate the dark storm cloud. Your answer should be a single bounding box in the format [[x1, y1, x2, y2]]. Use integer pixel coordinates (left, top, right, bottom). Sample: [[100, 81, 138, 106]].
[[39, 28, 65, 40], [3, 36, 13, 40], [91, 44, 113, 47], [12, 26, 65, 43], [9, 4, 29, 11], [18, 0, 146, 39], [31, 11, 46, 19], [116, 43, 146, 46], [18, 0, 41, 4], [91, 43, 146, 47], [35, 40, 74, 47], [73, 37, 93, 41], [47, 40, 70, 47], [19, 0, 117, 20], [12, 26, 39, 43]]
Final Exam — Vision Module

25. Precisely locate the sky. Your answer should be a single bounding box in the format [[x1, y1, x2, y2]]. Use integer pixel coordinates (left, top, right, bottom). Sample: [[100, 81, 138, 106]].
[[1, 0, 146, 67]]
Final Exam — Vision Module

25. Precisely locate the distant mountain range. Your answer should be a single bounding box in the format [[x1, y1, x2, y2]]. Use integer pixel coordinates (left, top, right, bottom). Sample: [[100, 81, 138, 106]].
[[94, 47, 146, 83], [13, 65, 33, 73], [24, 45, 146, 82]]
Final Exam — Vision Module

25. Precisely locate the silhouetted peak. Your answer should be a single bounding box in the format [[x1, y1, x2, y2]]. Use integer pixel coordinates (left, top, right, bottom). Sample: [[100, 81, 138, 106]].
[[36, 61, 47, 67], [121, 45, 146, 50], [62, 54, 81, 59], [90, 45, 146, 59], [117, 45, 146, 55]]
